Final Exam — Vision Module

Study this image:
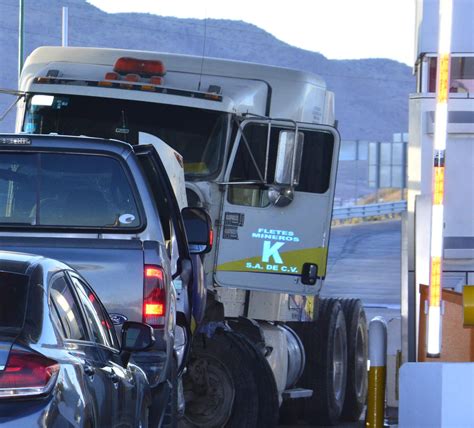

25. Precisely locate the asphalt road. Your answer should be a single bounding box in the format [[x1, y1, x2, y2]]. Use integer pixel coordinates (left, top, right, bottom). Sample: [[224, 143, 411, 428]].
[[323, 219, 401, 320]]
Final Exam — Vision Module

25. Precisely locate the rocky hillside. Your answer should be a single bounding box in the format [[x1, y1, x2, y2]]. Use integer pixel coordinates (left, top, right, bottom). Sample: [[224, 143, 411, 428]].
[[0, 0, 414, 140]]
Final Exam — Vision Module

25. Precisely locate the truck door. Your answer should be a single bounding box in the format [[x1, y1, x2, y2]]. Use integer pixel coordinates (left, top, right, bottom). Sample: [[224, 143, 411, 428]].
[[215, 119, 340, 295]]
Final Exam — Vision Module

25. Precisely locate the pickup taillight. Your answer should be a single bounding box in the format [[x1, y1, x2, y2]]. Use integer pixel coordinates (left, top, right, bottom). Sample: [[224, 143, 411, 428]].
[[143, 265, 166, 328], [0, 350, 59, 397]]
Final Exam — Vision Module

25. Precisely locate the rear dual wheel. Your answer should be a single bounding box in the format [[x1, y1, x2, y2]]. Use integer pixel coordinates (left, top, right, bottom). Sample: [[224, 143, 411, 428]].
[[281, 298, 367, 426], [340, 298, 368, 422], [305, 298, 348, 425]]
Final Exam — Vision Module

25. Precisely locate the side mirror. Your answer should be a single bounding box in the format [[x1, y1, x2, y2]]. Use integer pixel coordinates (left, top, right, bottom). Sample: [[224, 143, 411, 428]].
[[182, 207, 213, 254], [121, 321, 155, 353], [274, 130, 304, 186]]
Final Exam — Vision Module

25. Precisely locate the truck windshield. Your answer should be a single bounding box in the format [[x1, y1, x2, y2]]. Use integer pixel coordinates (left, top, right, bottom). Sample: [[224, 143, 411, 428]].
[[23, 94, 228, 180], [0, 152, 141, 229]]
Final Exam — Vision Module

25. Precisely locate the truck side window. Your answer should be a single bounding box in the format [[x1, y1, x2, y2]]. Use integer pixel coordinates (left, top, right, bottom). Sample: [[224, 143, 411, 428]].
[[227, 124, 334, 207]]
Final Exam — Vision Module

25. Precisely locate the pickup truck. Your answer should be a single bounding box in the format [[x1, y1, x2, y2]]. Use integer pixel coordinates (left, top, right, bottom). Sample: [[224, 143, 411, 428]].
[[0, 134, 211, 426]]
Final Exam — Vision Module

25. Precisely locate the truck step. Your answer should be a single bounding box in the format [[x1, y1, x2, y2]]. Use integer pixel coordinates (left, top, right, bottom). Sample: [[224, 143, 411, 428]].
[[282, 388, 313, 400]]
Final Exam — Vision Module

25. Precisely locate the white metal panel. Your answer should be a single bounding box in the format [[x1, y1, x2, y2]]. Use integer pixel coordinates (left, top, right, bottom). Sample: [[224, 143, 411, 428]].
[[415, 0, 474, 56], [399, 363, 474, 427]]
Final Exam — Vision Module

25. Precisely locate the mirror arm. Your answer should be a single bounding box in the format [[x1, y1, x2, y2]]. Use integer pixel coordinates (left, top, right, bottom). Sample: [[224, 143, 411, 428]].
[[290, 123, 299, 186], [232, 117, 266, 183], [0, 92, 25, 122], [120, 350, 131, 367]]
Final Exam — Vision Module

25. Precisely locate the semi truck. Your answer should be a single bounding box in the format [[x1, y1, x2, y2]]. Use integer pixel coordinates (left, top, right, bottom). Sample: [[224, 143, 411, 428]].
[[14, 47, 369, 426]]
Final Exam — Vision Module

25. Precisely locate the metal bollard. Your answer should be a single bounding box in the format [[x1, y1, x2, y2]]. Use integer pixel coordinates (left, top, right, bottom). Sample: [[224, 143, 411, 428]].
[[365, 317, 387, 428]]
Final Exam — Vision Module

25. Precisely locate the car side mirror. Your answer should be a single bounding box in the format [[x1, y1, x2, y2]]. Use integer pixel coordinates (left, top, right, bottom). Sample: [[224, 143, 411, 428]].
[[121, 321, 155, 353], [182, 207, 213, 254], [274, 130, 304, 187]]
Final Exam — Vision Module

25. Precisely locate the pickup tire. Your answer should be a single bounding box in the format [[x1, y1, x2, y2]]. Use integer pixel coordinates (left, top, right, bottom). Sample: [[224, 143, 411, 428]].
[[303, 298, 348, 426], [340, 298, 368, 421], [182, 329, 259, 428]]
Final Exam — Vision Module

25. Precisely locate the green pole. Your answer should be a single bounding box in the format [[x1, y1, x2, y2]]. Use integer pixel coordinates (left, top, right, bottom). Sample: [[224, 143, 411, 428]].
[[18, 0, 24, 82]]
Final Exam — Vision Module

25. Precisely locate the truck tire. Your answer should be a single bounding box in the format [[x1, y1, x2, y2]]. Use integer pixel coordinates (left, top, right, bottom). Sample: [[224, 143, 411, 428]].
[[229, 332, 279, 427], [182, 329, 259, 428], [339, 298, 368, 421], [303, 298, 348, 426]]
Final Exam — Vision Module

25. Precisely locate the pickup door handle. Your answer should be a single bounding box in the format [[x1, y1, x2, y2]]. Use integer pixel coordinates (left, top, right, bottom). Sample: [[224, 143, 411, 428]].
[[84, 364, 96, 376]]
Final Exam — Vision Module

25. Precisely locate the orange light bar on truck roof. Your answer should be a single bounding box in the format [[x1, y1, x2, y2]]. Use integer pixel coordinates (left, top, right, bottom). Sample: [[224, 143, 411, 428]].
[[114, 57, 166, 77]]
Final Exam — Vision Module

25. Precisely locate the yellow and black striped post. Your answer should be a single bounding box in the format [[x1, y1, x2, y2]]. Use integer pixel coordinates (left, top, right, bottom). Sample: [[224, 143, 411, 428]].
[[365, 317, 387, 428]]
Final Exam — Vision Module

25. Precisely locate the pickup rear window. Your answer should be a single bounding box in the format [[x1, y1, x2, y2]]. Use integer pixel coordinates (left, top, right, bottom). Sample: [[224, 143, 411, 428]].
[[0, 152, 141, 229], [0, 271, 28, 330]]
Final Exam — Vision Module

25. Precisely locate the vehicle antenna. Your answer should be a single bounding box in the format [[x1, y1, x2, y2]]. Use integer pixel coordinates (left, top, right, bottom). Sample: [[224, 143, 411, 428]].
[[197, 16, 208, 91]]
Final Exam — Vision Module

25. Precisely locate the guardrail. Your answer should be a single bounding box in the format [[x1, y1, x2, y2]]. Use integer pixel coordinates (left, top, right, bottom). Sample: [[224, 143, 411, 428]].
[[332, 201, 407, 220]]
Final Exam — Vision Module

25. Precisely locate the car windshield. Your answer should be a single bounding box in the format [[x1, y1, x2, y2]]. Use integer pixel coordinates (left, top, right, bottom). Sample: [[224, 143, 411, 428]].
[[23, 94, 229, 180], [0, 152, 141, 229], [0, 271, 29, 331]]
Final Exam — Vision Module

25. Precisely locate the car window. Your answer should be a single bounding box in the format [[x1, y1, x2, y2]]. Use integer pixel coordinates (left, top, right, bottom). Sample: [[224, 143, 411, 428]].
[[69, 275, 116, 349], [50, 275, 88, 341], [0, 271, 29, 331]]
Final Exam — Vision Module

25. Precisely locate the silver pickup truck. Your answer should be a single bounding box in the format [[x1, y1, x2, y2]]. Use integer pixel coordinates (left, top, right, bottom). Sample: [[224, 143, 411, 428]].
[[0, 134, 211, 427]]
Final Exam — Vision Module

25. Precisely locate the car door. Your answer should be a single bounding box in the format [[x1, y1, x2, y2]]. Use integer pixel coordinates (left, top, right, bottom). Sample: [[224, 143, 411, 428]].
[[49, 273, 115, 427], [69, 273, 139, 427], [215, 119, 340, 296]]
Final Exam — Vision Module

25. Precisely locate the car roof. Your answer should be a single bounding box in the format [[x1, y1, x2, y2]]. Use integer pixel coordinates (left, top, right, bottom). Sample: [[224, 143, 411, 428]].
[[0, 250, 69, 276]]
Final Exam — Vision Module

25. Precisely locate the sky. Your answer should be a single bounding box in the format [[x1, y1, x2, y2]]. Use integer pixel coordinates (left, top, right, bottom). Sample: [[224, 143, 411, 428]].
[[86, 0, 416, 66]]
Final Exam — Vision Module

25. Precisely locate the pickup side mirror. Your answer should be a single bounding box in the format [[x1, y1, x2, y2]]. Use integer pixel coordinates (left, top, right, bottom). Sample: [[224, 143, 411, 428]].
[[121, 321, 155, 353], [182, 207, 213, 255]]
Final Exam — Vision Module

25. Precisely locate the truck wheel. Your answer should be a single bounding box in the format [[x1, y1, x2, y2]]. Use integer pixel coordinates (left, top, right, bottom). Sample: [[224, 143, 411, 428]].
[[229, 332, 279, 427], [182, 330, 259, 428], [304, 298, 348, 426], [340, 298, 368, 421]]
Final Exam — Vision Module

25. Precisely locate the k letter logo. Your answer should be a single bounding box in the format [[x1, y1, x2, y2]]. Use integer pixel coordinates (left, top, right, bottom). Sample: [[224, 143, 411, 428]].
[[262, 241, 284, 264]]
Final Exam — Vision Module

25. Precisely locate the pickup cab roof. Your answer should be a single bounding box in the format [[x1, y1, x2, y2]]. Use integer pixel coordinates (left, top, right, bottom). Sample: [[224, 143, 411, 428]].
[[0, 133, 134, 156]]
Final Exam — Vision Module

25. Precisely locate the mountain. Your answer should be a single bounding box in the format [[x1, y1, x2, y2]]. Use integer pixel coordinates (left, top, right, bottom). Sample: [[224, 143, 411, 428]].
[[0, 0, 414, 140]]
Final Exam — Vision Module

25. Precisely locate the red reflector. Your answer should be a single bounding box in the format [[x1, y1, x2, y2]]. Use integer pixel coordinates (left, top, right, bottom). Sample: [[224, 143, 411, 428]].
[[125, 73, 140, 82], [145, 303, 165, 316], [150, 76, 164, 85], [146, 267, 163, 280], [114, 57, 166, 77], [104, 71, 119, 80], [0, 350, 58, 394], [209, 228, 214, 249]]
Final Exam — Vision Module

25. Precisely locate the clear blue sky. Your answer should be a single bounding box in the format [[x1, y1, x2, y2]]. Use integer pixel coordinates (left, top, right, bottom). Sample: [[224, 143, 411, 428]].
[[87, 0, 416, 65]]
